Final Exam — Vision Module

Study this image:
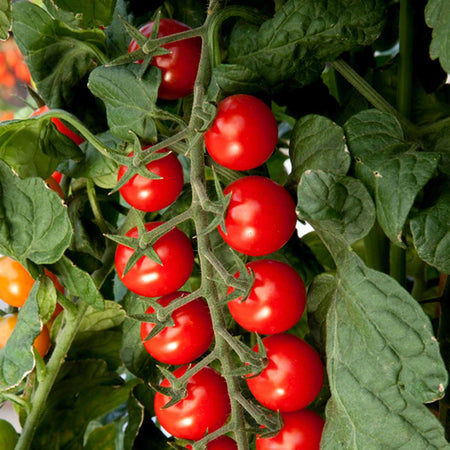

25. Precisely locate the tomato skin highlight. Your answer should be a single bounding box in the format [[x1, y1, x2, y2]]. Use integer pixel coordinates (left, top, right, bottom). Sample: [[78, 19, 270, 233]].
[[154, 365, 231, 440], [0, 314, 51, 358], [128, 19, 201, 100], [219, 176, 297, 256], [140, 291, 213, 364], [204, 94, 278, 171], [228, 259, 306, 335], [0, 257, 34, 307], [118, 148, 184, 212], [256, 410, 324, 450], [30, 105, 84, 145], [186, 435, 238, 449], [246, 334, 324, 412], [115, 222, 194, 298]]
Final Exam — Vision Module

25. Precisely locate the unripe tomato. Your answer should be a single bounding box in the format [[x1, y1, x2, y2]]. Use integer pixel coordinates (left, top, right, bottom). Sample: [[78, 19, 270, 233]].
[[0, 257, 34, 307], [128, 19, 201, 100], [0, 419, 18, 450], [0, 314, 51, 358], [246, 334, 324, 412], [115, 222, 194, 297], [256, 409, 324, 450], [204, 94, 278, 171], [227, 259, 306, 334], [30, 105, 84, 145], [140, 291, 213, 364], [219, 176, 297, 256], [118, 148, 184, 212], [154, 365, 231, 440]]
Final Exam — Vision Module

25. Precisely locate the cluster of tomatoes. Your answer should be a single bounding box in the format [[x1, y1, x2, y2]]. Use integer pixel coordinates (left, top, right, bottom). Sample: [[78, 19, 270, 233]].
[[0, 37, 30, 90], [113, 18, 325, 449]]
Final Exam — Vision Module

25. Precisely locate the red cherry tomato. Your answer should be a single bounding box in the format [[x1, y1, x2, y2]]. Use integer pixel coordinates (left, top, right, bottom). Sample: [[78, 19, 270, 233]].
[[218, 176, 297, 256], [204, 94, 278, 171], [51, 171, 62, 183], [128, 19, 201, 100], [45, 175, 64, 199], [227, 259, 306, 334], [256, 410, 324, 450], [186, 435, 238, 449], [246, 334, 324, 412], [115, 222, 194, 297], [154, 365, 231, 440], [0, 257, 34, 307], [140, 291, 213, 364], [30, 105, 84, 145], [118, 148, 184, 212], [0, 314, 50, 358]]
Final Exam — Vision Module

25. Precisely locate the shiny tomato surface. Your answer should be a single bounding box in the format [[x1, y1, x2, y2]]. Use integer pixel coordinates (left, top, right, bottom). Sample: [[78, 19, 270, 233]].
[[0, 257, 34, 307], [128, 19, 201, 100], [154, 365, 231, 440]]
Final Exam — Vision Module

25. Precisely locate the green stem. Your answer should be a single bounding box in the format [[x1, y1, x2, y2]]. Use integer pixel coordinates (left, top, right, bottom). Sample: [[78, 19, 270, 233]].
[[15, 243, 116, 450], [142, 26, 207, 54], [189, 4, 249, 448], [86, 179, 110, 234], [331, 60, 416, 136], [389, 244, 406, 287], [364, 221, 389, 273]]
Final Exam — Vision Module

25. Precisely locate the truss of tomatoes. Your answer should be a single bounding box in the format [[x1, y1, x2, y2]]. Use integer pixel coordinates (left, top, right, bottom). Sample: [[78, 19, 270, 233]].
[[113, 33, 324, 446]]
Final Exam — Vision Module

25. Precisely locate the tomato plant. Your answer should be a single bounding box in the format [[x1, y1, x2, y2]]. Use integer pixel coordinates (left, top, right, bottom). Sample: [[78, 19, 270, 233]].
[[128, 18, 201, 100], [140, 291, 213, 364], [256, 410, 324, 450], [227, 259, 306, 334], [218, 176, 297, 256], [1, 0, 450, 449], [204, 94, 278, 170], [246, 334, 324, 412], [115, 222, 194, 297], [118, 148, 184, 212], [154, 365, 231, 440]]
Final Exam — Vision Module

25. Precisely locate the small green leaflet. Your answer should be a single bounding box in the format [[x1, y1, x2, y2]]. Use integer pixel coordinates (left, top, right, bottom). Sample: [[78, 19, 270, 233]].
[[0, 0, 11, 40], [88, 64, 161, 142], [0, 160, 72, 264], [425, 0, 450, 73]]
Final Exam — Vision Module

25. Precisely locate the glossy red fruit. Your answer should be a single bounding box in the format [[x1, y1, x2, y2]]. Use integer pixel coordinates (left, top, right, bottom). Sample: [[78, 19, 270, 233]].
[[204, 94, 278, 170], [218, 176, 297, 256], [227, 259, 306, 334], [154, 365, 231, 440], [186, 435, 238, 449], [246, 334, 324, 412], [140, 291, 213, 364], [30, 105, 84, 145], [128, 19, 201, 100], [256, 410, 324, 450], [118, 148, 184, 212], [115, 222, 194, 298]]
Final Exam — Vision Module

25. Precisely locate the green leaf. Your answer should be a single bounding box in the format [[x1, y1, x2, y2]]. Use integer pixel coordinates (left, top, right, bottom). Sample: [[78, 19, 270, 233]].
[[85, 423, 116, 450], [0, 282, 44, 391], [0, 161, 72, 264], [410, 189, 450, 274], [31, 360, 139, 449], [297, 170, 376, 245], [88, 64, 161, 142], [288, 114, 350, 185], [227, 0, 386, 88], [298, 171, 448, 449], [12, 1, 106, 108], [77, 301, 125, 332], [44, 0, 116, 29], [425, 0, 450, 73], [37, 274, 58, 324], [211, 64, 268, 95], [120, 293, 160, 382], [52, 256, 104, 310], [345, 110, 439, 245], [0, 0, 11, 40], [0, 117, 82, 179], [123, 392, 145, 450]]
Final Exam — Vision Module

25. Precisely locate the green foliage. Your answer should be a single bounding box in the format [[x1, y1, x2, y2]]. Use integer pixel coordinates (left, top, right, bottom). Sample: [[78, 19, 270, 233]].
[[425, 0, 450, 73], [0, 0, 11, 40]]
